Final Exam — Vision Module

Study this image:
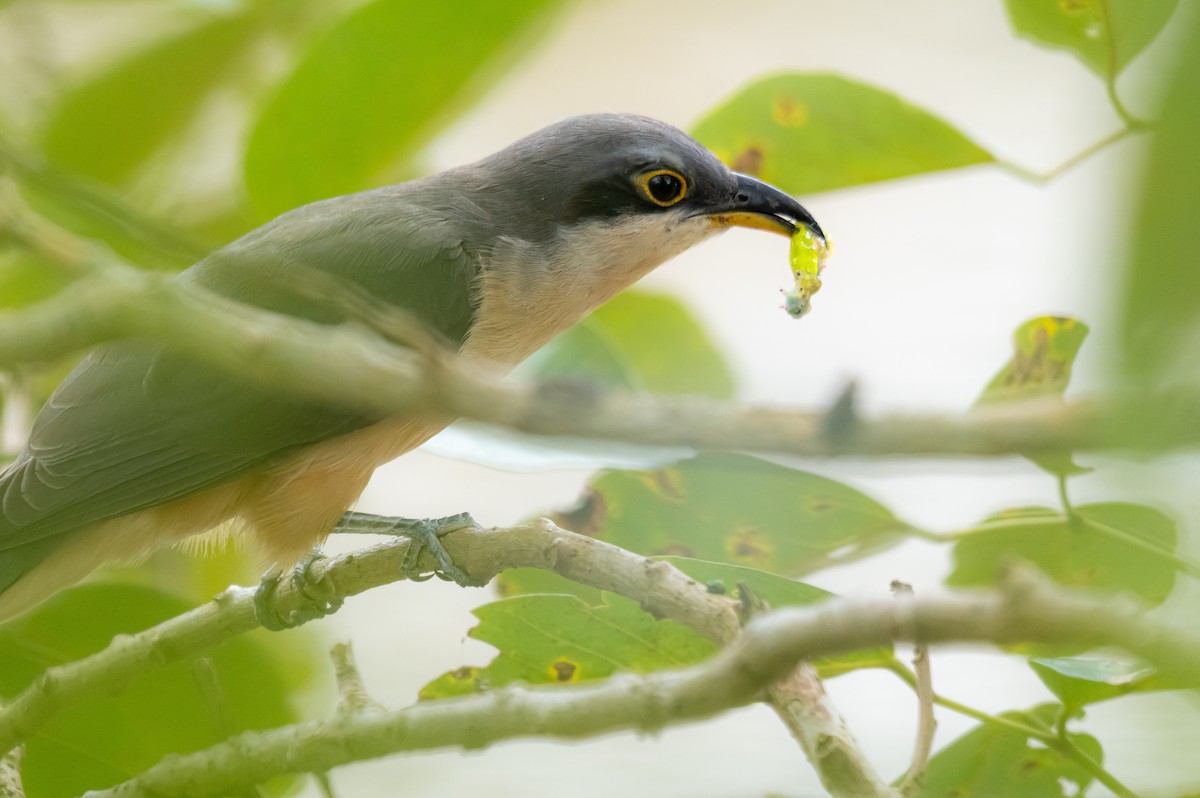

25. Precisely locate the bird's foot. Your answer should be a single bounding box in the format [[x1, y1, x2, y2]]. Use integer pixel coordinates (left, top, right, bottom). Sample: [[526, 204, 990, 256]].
[[334, 510, 484, 588], [253, 549, 345, 631]]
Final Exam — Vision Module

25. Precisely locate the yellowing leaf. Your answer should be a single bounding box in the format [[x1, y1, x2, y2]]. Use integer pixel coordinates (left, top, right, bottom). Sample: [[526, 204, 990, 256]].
[[975, 316, 1089, 476]]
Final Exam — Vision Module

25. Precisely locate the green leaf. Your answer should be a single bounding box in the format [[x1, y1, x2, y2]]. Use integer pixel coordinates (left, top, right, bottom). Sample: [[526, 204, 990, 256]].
[[419, 593, 718, 699], [0, 584, 297, 797], [1120, 6, 1200, 395], [921, 704, 1101, 798], [498, 453, 906, 601], [428, 561, 891, 700], [1030, 655, 1159, 714], [1004, 0, 1180, 77], [692, 73, 993, 195], [948, 503, 1178, 615], [975, 316, 1090, 476], [41, 9, 261, 185], [664, 558, 896, 676], [520, 290, 735, 399], [245, 0, 563, 219]]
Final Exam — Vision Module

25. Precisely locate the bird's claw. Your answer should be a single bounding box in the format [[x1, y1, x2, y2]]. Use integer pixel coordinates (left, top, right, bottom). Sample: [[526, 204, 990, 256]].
[[253, 550, 344, 631], [393, 513, 484, 588]]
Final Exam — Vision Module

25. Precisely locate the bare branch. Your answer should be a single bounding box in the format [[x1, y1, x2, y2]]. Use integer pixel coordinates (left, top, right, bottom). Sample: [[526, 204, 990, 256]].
[[767, 663, 896, 798], [0, 232, 1130, 460]]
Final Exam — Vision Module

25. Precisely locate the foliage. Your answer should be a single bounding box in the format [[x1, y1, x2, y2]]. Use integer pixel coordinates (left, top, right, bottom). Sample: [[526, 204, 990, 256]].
[[0, 0, 1196, 796]]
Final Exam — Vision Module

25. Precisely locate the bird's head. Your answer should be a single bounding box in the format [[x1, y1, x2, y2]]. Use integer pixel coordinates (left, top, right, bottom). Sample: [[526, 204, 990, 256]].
[[466, 113, 822, 260]]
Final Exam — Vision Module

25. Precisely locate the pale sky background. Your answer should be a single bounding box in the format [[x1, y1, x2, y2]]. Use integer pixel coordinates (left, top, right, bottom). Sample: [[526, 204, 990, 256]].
[[295, 1, 1200, 796]]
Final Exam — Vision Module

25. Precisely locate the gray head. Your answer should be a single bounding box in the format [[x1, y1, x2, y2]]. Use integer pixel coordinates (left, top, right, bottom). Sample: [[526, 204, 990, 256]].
[[454, 113, 822, 246], [430, 114, 825, 368]]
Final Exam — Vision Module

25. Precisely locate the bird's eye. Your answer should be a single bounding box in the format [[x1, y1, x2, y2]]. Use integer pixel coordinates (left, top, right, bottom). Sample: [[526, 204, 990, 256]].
[[636, 169, 688, 207]]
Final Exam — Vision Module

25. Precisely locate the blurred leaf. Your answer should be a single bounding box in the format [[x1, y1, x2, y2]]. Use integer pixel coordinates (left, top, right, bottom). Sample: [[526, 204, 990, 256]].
[[1004, 0, 1180, 77], [245, 0, 563, 218], [663, 558, 895, 676], [975, 316, 1090, 476], [920, 704, 1101, 798], [5, 148, 211, 270], [498, 453, 907, 600], [0, 584, 296, 797], [692, 73, 993, 195], [0, 256, 75, 310], [1030, 654, 1159, 715], [521, 291, 736, 399], [1121, 7, 1200, 392], [977, 317, 1089, 405], [948, 503, 1178, 616], [419, 593, 717, 699], [41, 9, 262, 185]]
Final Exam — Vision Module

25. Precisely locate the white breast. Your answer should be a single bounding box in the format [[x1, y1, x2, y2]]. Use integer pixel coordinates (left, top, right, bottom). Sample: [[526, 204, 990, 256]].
[[461, 213, 719, 371]]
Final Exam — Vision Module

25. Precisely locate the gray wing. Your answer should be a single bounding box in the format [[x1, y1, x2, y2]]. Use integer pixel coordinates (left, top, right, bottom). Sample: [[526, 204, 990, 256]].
[[0, 187, 482, 588]]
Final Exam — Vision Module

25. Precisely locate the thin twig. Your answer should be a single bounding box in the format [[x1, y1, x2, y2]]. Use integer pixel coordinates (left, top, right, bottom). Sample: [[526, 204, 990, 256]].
[[330, 642, 380, 715], [891, 582, 935, 797], [0, 216, 1146, 461]]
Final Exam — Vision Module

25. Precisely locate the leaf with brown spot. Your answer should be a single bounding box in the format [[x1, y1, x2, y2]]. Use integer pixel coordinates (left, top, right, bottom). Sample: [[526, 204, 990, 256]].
[[548, 659, 579, 682], [694, 73, 993, 195], [975, 316, 1090, 476], [419, 595, 716, 700], [534, 453, 908, 581]]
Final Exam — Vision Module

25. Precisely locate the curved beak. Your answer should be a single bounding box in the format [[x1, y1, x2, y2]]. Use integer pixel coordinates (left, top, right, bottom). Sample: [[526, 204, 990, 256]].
[[702, 173, 824, 240]]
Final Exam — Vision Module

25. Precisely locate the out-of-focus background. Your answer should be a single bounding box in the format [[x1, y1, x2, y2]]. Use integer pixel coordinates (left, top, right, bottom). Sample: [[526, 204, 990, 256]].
[[1, 0, 1197, 796]]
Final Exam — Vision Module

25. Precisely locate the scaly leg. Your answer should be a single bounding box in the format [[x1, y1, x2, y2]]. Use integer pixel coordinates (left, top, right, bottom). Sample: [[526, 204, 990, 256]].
[[333, 511, 483, 587]]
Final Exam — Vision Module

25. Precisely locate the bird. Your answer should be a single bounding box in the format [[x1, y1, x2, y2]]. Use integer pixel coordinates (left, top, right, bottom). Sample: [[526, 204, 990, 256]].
[[0, 113, 823, 624]]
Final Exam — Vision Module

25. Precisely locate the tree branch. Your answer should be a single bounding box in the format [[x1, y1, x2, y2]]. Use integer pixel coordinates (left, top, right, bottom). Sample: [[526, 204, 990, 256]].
[[0, 219, 1155, 461], [84, 565, 1200, 798], [0, 520, 739, 757]]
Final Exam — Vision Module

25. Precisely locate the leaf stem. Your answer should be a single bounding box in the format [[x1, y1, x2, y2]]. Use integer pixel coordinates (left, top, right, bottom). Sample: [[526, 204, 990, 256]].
[[1106, 76, 1153, 131], [1057, 473, 1076, 519], [996, 127, 1135, 184]]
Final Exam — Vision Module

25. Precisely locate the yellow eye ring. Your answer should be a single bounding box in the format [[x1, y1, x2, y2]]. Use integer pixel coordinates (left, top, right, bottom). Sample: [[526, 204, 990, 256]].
[[636, 169, 688, 207]]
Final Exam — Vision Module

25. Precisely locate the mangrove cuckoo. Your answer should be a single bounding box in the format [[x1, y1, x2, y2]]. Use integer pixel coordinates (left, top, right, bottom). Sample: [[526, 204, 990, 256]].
[[0, 114, 822, 623]]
